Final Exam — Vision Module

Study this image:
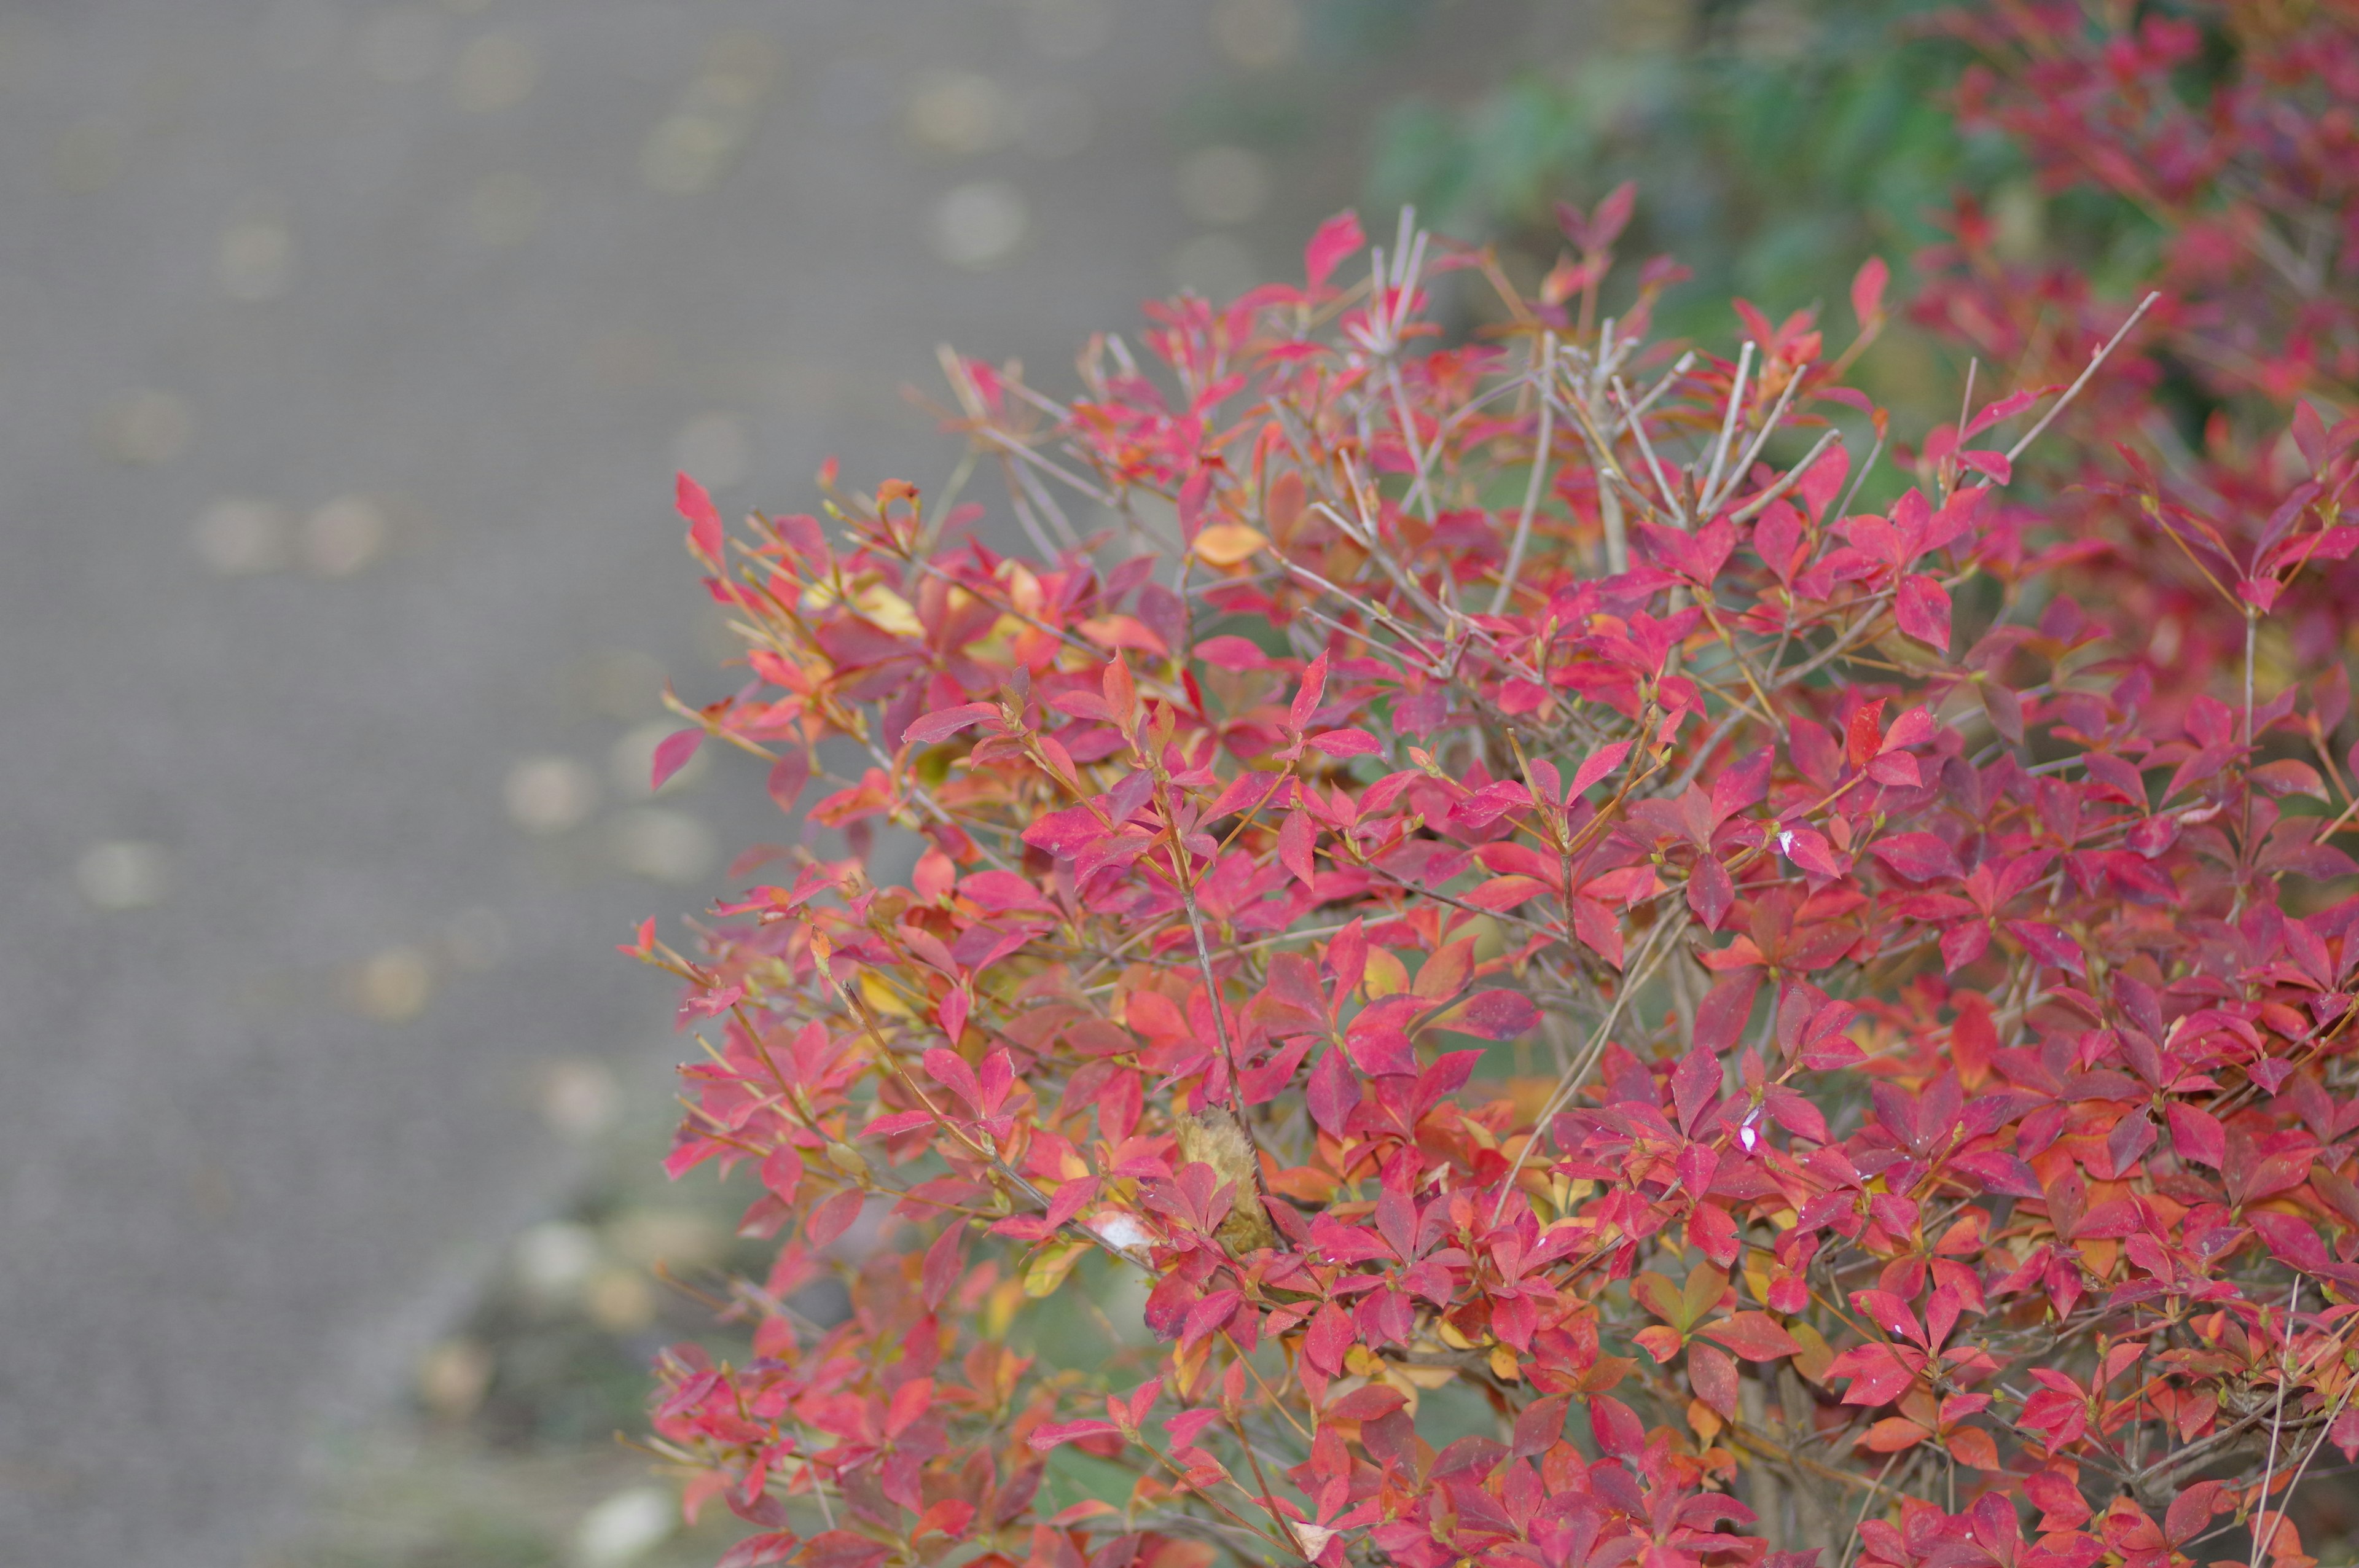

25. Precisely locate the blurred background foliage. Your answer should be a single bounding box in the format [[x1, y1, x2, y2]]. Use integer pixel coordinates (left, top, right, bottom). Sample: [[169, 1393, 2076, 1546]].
[[1364, 0, 2167, 415]]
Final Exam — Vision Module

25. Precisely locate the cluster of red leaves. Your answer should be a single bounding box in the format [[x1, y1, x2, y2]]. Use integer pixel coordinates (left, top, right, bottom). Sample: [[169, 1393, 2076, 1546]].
[[626, 10, 2359, 1568], [1917, 0, 2359, 697]]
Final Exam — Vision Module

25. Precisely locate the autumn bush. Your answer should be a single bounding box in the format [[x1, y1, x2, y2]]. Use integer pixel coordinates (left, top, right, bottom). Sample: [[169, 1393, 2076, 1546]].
[[626, 5, 2359, 1566]]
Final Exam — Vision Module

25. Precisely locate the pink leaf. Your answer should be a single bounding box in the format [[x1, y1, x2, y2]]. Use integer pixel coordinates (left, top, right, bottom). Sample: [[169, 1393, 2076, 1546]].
[[1306, 1047, 1359, 1137], [2167, 1102, 2224, 1168], [767, 750, 810, 812], [1290, 652, 1329, 733], [1698, 1311, 1802, 1362], [1569, 739, 1634, 799], [1303, 210, 1366, 292], [1436, 989, 1541, 1040], [1958, 449, 2013, 484], [651, 728, 705, 790], [1851, 255, 1889, 326], [1590, 1394, 1646, 1456], [676, 471, 724, 561], [1896, 574, 1952, 650], [1872, 833, 1963, 882], [1195, 634, 1275, 671], [807, 1187, 865, 1249], [1307, 727, 1382, 757], [1028, 1418, 1122, 1453], [923, 1047, 984, 1112], [1278, 808, 1316, 887], [904, 701, 1000, 746]]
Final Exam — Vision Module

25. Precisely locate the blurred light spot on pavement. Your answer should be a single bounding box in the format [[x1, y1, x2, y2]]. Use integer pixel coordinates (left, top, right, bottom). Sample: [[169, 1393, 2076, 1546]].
[[450, 31, 539, 113], [96, 389, 194, 465], [904, 70, 1013, 157], [607, 809, 714, 883], [1176, 143, 1269, 224], [505, 756, 598, 834], [569, 1486, 675, 1568], [193, 497, 294, 575], [536, 1058, 620, 1140], [353, 945, 437, 1022], [76, 840, 170, 911], [301, 494, 388, 576], [216, 216, 298, 302], [512, 1220, 598, 1309], [929, 180, 1028, 269], [639, 34, 778, 193], [415, 1338, 493, 1421]]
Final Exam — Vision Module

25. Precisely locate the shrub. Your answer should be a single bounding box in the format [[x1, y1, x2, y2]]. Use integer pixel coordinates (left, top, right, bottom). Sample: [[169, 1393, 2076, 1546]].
[[627, 10, 2359, 1568]]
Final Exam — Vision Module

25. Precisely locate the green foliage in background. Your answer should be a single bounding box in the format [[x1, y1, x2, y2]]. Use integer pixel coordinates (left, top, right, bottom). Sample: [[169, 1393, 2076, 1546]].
[[1367, 0, 2011, 334]]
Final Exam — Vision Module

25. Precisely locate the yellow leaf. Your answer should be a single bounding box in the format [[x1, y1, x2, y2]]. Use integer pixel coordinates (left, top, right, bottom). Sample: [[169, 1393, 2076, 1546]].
[[1363, 946, 1410, 997], [1489, 1343, 1522, 1382], [1022, 1239, 1085, 1298], [854, 583, 924, 638], [858, 971, 914, 1018], [1192, 523, 1269, 566], [1788, 1320, 1835, 1384]]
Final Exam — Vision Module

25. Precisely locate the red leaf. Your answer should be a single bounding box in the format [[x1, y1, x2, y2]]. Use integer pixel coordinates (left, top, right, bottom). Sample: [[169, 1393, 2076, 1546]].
[[1570, 739, 1634, 798], [1305, 1303, 1353, 1375], [1439, 989, 1541, 1040], [1513, 1394, 1571, 1458], [1780, 825, 1842, 879], [1687, 856, 1734, 930], [1697, 1311, 1802, 1362], [718, 1532, 801, 1568], [1695, 972, 1762, 1057], [807, 1188, 865, 1249], [923, 1047, 984, 1112], [1590, 1394, 1646, 1456], [1633, 1324, 1685, 1363], [1290, 652, 1329, 734], [1872, 833, 1963, 882], [677, 470, 724, 561], [767, 750, 811, 812], [1303, 209, 1366, 291], [1278, 808, 1316, 887], [651, 728, 705, 790], [1851, 255, 1889, 326], [1465, 874, 1549, 911], [1307, 727, 1382, 757], [2167, 1102, 2224, 1168], [2253, 759, 2328, 802], [1896, 574, 1953, 650], [1845, 704, 1886, 768], [1306, 1047, 1359, 1137], [1958, 449, 2013, 484], [1689, 1341, 1740, 1418], [904, 701, 1000, 746], [1028, 1418, 1122, 1452]]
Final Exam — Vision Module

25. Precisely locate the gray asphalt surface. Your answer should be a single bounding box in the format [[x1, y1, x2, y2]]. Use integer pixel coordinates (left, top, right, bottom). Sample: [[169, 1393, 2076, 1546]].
[[0, 2, 1544, 1564]]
